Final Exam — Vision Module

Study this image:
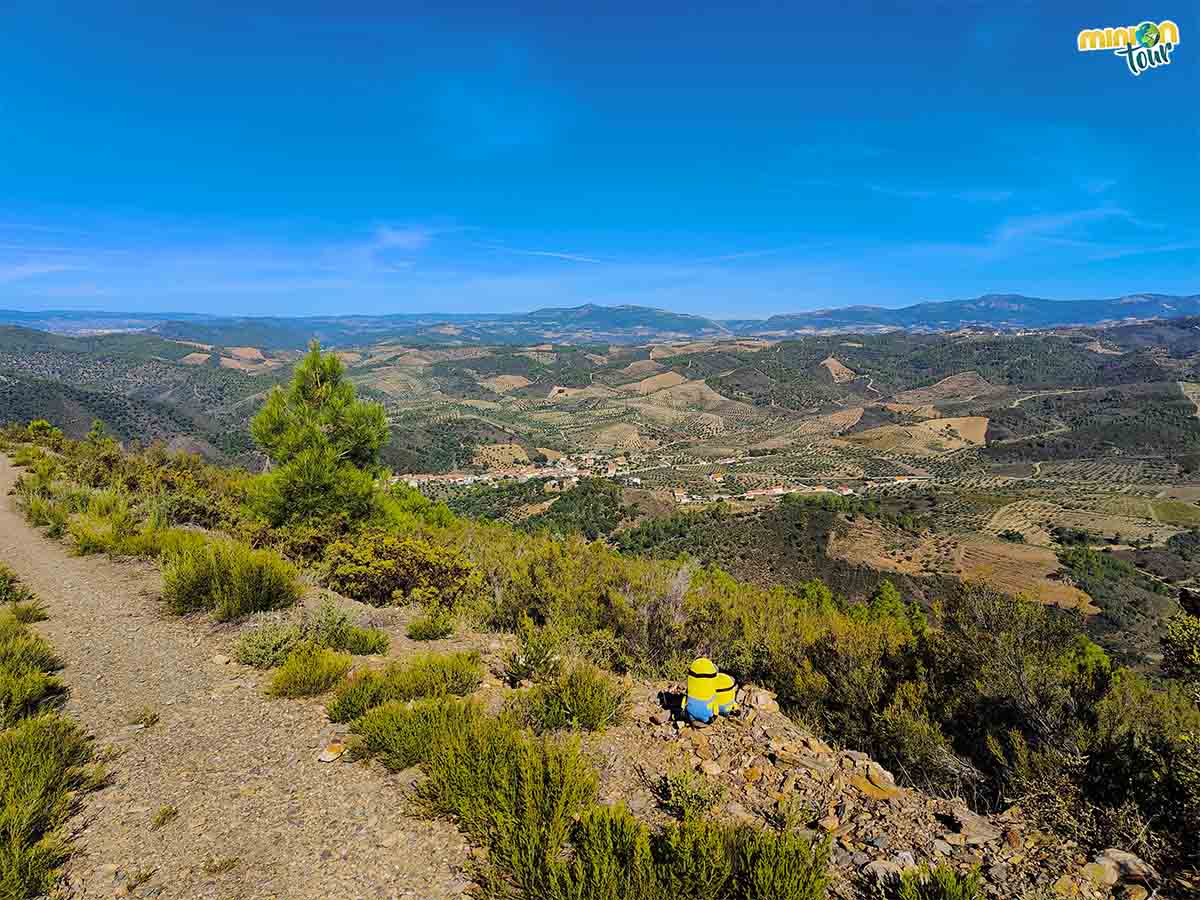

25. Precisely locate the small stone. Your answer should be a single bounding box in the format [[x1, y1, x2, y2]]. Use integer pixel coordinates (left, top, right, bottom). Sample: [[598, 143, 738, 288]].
[[1082, 860, 1118, 886], [317, 741, 346, 763], [866, 835, 889, 850], [1117, 886, 1149, 900], [1097, 848, 1158, 885], [699, 760, 722, 777], [1003, 828, 1021, 849], [932, 839, 952, 856], [744, 766, 763, 785], [210, 654, 231, 665], [650, 709, 671, 725], [817, 814, 839, 832]]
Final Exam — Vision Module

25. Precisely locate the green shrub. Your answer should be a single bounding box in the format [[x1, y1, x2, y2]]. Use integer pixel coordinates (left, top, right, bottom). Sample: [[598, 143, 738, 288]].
[[267, 644, 352, 698], [24, 496, 68, 538], [306, 600, 389, 655], [233, 601, 388, 669], [326, 651, 483, 722], [0, 567, 29, 605], [733, 827, 829, 900], [0, 618, 62, 676], [323, 530, 483, 608], [0, 569, 45, 625], [503, 613, 563, 685], [419, 717, 598, 899], [507, 662, 627, 733], [5, 599, 48, 625], [893, 865, 984, 900], [161, 537, 301, 621], [233, 621, 305, 669], [655, 817, 736, 900], [66, 514, 113, 555], [652, 769, 725, 821], [555, 804, 661, 900], [406, 608, 454, 641], [352, 697, 484, 770], [0, 714, 102, 897]]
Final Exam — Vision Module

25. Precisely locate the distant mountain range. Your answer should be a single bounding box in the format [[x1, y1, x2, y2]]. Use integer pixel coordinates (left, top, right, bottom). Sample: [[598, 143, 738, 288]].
[[1, 293, 1197, 347]]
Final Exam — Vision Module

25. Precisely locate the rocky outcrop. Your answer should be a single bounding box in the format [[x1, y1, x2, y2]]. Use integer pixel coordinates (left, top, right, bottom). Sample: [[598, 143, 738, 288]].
[[591, 682, 1154, 899]]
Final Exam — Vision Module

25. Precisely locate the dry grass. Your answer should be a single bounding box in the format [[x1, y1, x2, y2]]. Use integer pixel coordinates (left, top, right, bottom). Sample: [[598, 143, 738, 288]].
[[894, 372, 1000, 404], [844, 416, 988, 455], [620, 371, 688, 395], [819, 356, 855, 383]]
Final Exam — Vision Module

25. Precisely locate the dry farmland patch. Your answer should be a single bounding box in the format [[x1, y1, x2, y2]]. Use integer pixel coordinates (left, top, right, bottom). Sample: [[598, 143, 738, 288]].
[[1151, 498, 1200, 527], [481, 375, 533, 393], [620, 359, 665, 378], [1179, 381, 1200, 417], [829, 520, 1097, 612], [894, 371, 1001, 404], [180, 351, 213, 365], [844, 416, 988, 455], [883, 402, 939, 419], [958, 536, 1098, 613], [620, 371, 689, 395], [227, 346, 266, 361], [471, 442, 530, 467], [819, 356, 856, 383]]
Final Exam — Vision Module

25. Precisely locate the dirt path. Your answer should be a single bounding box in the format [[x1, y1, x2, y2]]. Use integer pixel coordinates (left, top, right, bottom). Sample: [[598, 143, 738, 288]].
[[0, 457, 470, 900]]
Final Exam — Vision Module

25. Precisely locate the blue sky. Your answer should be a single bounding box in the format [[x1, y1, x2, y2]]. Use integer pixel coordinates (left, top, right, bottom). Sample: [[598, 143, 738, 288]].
[[0, 0, 1196, 318]]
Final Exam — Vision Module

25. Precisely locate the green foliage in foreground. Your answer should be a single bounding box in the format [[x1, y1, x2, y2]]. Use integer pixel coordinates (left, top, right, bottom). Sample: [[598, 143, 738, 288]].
[[0, 568, 102, 896], [0, 714, 101, 897], [406, 608, 454, 641], [893, 864, 984, 900], [232, 600, 388, 669], [506, 661, 628, 733], [161, 536, 301, 621], [267, 644, 352, 698], [353, 702, 828, 900], [326, 651, 484, 722], [0, 614, 66, 729]]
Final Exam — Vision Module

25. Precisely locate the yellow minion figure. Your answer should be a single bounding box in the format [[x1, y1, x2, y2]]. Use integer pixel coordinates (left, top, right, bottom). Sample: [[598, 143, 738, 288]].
[[685, 657, 720, 723], [714, 672, 738, 715]]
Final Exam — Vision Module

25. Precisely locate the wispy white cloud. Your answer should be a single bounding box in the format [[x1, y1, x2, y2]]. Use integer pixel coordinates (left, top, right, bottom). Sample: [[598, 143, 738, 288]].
[[991, 207, 1132, 246], [477, 242, 610, 264], [0, 262, 76, 284]]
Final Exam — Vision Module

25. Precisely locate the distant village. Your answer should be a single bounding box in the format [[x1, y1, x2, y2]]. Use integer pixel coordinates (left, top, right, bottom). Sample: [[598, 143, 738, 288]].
[[398, 449, 928, 505]]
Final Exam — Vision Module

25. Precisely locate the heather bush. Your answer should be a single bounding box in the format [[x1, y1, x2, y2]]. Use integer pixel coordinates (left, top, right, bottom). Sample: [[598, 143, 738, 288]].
[[352, 697, 484, 771], [326, 651, 483, 722], [652, 769, 725, 821], [506, 662, 627, 733], [161, 537, 301, 620], [406, 608, 454, 641], [267, 644, 352, 698], [323, 530, 483, 608], [503, 612, 564, 685], [0, 714, 102, 896], [892, 865, 984, 900], [232, 621, 305, 669]]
